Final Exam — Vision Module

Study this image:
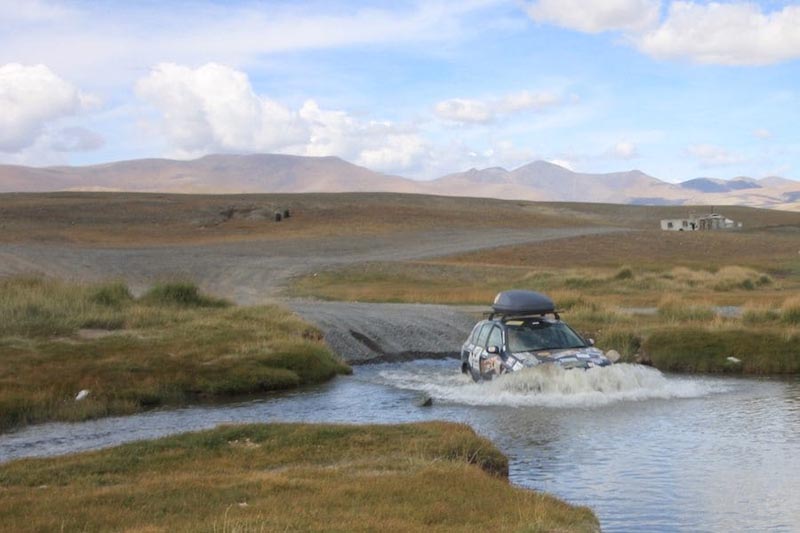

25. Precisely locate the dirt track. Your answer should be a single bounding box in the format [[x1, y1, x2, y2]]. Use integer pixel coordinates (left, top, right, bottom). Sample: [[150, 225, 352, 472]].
[[0, 226, 622, 361]]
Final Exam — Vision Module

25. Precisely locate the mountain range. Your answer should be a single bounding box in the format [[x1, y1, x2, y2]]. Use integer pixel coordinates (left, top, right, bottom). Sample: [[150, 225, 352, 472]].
[[1, 153, 799, 211]]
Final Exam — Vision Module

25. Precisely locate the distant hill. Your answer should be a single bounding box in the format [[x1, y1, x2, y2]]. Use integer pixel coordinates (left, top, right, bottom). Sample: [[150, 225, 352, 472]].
[[429, 161, 682, 204], [1, 153, 799, 211], [680, 177, 761, 193], [0, 154, 418, 194]]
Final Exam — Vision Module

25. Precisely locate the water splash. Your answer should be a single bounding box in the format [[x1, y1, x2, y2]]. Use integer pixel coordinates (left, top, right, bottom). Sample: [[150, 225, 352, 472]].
[[373, 362, 726, 408]]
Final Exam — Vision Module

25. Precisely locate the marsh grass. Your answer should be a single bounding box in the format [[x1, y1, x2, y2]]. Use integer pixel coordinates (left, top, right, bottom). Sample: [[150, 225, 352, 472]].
[[0, 277, 349, 432], [595, 327, 642, 359], [742, 301, 781, 324], [781, 296, 800, 325], [290, 261, 782, 307], [657, 295, 716, 322], [0, 422, 598, 532], [643, 327, 800, 374]]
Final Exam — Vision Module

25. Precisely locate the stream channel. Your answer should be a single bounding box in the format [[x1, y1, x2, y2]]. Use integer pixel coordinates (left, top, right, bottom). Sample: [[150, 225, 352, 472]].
[[2, 361, 798, 532]]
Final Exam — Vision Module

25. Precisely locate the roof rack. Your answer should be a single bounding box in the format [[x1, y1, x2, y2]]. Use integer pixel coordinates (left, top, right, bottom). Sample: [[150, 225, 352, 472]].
[[486, 311, 561, 321]]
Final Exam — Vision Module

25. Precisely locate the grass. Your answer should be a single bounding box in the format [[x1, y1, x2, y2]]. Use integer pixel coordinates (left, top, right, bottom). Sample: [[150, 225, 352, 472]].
[[141, 281, 230, 307], [641, 328, 800, 374], [657, 295, 716, 322], [561, 293, 800, 374], [289, 260, 789, 307], [0, 422, 599, 532], [442, 229, 800, 272], [0, 277, 350, 432], [782, 296, 800, 324]]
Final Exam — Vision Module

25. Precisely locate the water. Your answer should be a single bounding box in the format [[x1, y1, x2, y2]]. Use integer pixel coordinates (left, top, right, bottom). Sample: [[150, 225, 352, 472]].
[[2, 361, 798, 532]]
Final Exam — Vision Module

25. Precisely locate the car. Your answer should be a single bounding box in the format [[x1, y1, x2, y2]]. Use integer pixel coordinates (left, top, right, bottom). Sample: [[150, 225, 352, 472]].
[[460, 290, 612, 381]]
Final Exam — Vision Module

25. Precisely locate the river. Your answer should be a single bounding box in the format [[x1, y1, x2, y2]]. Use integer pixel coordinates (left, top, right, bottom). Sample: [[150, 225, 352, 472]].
[[2, 361, 798, 532]]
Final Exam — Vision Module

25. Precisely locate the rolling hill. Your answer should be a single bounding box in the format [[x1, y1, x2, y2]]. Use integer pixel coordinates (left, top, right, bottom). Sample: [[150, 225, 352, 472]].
[[1, 153, 798, 211]]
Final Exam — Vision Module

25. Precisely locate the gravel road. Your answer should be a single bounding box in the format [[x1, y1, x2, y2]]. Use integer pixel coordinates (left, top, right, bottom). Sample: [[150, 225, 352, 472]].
[[0, 226, 623, 362]]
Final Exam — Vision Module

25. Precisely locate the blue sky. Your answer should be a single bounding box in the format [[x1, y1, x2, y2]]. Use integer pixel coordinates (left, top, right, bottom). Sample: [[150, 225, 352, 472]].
[[1, 0, 799, 182]]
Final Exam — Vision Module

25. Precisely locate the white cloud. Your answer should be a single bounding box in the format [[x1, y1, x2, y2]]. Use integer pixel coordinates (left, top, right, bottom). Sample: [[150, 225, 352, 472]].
[[299, 100, 427, 170], [434, 98, 493, 123], [526, 1, 800, 66], [0, 63, 96, 152], [136, 63, 426, 173], [434, 90, 563, 124], [687, 143, 745, 167], [525, 0, 660, 33], [494, 91, 562, 113], [638, 2, 800, 65], [753, 128, 772, 140], [136, 63, 308, 156], [0, 2, 502, 88], [609, 141, 639, 159]]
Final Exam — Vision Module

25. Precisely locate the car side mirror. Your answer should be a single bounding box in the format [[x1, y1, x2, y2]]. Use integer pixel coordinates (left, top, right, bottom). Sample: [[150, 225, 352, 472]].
[[587, 338, 595, 346], [487, 345, 500, 354]]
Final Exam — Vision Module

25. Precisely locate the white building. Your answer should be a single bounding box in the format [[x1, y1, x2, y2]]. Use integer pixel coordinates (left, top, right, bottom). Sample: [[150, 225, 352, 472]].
[[660, 213, 741, 231]]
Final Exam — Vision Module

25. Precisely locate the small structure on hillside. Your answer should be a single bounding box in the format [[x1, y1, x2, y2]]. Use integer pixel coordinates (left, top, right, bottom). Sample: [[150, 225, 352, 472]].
[[660, 212, 741, 231]]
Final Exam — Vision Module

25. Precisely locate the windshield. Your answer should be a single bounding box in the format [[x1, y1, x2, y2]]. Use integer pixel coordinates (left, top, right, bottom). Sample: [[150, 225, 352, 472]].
[[506, 321, 586, 353]]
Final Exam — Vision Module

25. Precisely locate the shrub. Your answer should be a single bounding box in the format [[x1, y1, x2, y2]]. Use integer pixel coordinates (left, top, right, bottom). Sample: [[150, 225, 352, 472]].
[[613, 267, 634, 280], [89, 282, 133, 307], [141, 282, 230, 308]]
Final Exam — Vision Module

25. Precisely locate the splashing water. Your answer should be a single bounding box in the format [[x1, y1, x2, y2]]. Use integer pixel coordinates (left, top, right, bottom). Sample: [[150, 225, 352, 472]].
[[372, 362, 726, 408]]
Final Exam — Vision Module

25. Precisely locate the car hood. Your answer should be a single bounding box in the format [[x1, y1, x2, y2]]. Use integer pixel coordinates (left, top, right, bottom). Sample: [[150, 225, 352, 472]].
[[513, 347, 610, 367]]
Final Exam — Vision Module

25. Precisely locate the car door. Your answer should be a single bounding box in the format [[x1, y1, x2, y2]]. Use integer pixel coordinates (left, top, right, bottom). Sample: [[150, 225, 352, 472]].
[[482, 325, 504, 376], [462, 323, 482, 362], [469, 323, 491, 370]]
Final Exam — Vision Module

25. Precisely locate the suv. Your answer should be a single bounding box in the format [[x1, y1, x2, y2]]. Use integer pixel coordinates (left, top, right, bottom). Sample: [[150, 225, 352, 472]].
[[461, 290, 612, 381]]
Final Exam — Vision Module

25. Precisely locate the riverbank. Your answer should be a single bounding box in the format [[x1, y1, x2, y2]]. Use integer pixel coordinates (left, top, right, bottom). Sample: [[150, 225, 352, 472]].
[[289, 256, 800, 374], [0, 421, 599, 532], [0, 277, 350, 432]]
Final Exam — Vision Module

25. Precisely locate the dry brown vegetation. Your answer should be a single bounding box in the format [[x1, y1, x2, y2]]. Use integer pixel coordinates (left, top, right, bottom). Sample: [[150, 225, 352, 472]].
[[0, 422, 599, 532], [0, 192, 606, 245], [442, 229, 800, 272], [290, 260, 790, 307], [2, 192, 798, 246]]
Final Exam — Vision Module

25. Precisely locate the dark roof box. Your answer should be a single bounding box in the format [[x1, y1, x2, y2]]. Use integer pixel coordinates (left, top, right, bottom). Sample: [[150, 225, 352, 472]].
[[492, 290, 555, 316]]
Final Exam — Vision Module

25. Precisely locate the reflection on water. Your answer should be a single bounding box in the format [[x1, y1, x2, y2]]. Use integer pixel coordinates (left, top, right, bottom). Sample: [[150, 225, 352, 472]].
[[1, 360, 798, 533]]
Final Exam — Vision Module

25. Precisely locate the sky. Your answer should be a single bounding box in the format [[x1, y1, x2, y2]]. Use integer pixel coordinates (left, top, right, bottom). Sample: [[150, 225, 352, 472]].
[[1, 0, 799, 182]]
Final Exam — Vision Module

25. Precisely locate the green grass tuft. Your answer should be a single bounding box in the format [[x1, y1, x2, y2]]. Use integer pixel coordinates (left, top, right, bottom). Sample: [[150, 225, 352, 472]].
[[613, 266, 635, 280], [142, 281, 230, 308], [88, 281, 133, 307]]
